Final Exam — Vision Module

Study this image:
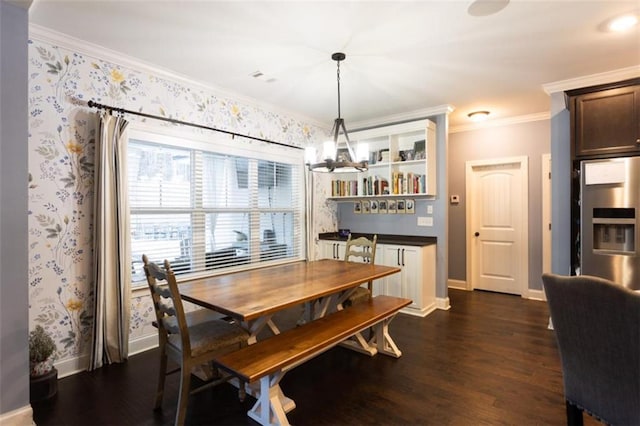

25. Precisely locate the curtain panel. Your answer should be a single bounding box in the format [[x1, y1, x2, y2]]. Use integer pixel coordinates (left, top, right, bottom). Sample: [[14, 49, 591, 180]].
[[89, 112, 131, 370]]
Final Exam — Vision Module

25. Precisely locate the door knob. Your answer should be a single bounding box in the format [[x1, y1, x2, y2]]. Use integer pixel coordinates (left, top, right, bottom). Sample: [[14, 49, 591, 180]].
[[474, 232, 480, 237]]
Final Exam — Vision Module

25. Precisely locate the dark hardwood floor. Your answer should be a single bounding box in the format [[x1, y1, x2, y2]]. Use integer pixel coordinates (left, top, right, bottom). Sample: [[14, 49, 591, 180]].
[[32, 289, 600, 425]]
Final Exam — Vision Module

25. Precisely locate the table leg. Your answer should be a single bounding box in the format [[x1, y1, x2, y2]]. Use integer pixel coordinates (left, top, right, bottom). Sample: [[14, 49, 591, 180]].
[[244, 314, 279, 344]]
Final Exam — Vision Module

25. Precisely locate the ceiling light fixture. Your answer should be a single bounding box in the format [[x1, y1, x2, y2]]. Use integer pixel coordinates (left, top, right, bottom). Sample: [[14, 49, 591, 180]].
[[607, 14, 638, 32], [468, 110, 490, 122], [305, 53, 368, 173], [467, 0, 510, 17]]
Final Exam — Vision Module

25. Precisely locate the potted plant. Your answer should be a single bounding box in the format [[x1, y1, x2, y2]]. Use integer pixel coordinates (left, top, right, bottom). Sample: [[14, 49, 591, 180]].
[[29, 325, 58, 402]]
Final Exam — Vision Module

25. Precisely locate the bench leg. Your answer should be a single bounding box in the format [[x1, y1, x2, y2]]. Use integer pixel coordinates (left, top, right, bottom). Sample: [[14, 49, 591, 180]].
[[247, 370, 295, 426], [339, 331, 378, 356], [372, 315, 402, 358]]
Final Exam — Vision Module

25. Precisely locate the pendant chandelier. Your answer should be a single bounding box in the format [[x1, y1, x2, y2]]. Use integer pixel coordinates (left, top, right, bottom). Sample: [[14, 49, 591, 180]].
[[305, 52, 368, 173]]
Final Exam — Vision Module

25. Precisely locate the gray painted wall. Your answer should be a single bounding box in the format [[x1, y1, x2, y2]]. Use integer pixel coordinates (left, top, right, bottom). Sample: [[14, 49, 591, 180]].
[[0, 1, 30, 416], [447, 119, 550, 291], [337, 113, 450, 299], [550, 92, 572, 275]]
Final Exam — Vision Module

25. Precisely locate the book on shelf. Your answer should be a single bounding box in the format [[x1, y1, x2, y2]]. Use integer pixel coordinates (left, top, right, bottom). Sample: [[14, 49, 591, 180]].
[[361, 176, 389, 196], [331, 179, 358, 197], [391, 171, 425, 195]]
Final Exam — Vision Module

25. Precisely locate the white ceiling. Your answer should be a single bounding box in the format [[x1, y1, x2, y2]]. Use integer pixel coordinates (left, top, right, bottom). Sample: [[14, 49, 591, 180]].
[[28, 0, 640, 129]]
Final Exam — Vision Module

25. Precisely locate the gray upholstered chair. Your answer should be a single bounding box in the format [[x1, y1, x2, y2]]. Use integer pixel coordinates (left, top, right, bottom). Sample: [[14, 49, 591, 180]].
[[343, 234, 378, 306], [541, 273, 640, 426], [143, 255, 250, 426]]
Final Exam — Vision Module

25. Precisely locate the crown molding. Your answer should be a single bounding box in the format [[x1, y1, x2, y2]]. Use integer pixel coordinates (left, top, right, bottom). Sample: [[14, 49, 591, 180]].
[[449, 111, 550, 134], [542, 65, 640, 94], [28, 24, 327, 129], [349, 104, 455, 131], [5, 0, 31, 9]]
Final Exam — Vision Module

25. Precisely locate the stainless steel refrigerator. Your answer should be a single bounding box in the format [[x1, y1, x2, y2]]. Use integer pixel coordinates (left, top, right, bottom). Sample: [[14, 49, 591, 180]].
[[580, 157, 640, 290]]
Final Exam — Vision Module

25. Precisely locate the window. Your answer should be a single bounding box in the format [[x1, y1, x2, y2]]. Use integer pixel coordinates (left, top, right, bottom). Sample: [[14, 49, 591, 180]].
[[127, 128, 305, 286]]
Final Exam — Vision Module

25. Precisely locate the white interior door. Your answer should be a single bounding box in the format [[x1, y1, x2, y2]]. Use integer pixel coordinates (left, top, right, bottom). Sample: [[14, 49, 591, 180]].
[[466, 157, 528, 295]]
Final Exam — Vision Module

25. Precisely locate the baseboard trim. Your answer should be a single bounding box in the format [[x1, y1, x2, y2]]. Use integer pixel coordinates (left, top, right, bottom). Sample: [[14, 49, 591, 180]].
[[447, 279, 467, 290], [54, 353, 89, 378], [401, 302, 437, 318], [0, 405, 33, 426], [129, 333, 158, 356], [436, 296, 451, 310], [527, 288, 546, 301], [54, 333, 158, 378]]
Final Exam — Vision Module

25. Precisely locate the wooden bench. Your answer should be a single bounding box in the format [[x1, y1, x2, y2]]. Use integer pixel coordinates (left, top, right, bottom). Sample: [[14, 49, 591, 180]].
[[214, 295, 411, 426]]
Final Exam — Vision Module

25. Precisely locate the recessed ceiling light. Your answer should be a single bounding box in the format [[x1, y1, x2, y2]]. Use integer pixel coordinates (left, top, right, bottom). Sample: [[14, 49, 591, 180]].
[[607, 14, 638, 32], [468, 111, 490, 122], [468, 0, 510, 17]]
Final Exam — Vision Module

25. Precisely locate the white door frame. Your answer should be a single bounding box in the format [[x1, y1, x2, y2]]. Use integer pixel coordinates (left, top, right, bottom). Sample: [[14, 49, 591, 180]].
[[465, 156, 529, 296]]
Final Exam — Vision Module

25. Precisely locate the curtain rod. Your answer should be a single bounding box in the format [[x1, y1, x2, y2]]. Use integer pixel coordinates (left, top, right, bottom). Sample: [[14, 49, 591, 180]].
[[87, 100, 302, 150]]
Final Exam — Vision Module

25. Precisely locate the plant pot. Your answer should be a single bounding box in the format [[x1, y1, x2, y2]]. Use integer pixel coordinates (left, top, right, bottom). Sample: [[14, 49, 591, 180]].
[[30, 358, 54, 377], [30, 367, 58, 403]]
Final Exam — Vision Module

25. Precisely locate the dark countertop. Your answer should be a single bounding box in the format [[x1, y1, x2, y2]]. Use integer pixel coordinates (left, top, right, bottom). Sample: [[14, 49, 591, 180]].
[[318, 232, 436, 247]]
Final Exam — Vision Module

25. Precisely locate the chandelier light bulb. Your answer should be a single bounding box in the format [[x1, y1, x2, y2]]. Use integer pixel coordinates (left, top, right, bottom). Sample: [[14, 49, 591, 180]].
[[322, 141, 336, 161]]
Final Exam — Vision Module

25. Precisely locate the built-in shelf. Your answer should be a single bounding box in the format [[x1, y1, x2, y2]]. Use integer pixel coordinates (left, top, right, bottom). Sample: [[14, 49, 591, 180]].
[[328, 119, 437, 199]]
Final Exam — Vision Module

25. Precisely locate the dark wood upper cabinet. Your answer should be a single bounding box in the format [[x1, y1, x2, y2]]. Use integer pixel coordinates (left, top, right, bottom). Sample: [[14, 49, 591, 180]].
[[567, 78, 640, 159]]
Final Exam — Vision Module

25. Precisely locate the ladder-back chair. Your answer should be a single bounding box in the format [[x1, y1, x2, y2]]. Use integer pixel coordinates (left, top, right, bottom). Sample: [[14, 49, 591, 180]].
[[343, 234, 378, 306], [143, 255, 250, 426]]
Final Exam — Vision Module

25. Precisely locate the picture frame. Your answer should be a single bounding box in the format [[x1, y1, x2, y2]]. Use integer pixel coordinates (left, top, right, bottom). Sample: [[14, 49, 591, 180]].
[[378, 200, 388, 214], [405, 199, 415, 214], [362, 200, 371, 214], [413, 140, 426, 160], [353, 201, 362, 214], [387, 199, 397, 214], [396, 199, 406, 214], [370, 200, 379, 214], [399, 149, 414, 161]]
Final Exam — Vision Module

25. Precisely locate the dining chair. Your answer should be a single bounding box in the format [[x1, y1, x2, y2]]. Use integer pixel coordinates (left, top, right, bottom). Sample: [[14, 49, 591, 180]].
[[343, 234, 378, 306], [541, 273, 640, 426], [142, 255, 250, 426]]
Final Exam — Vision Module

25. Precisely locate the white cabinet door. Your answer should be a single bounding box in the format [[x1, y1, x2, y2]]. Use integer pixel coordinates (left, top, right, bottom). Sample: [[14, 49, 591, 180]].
[[400, 247, 422, 310], [319, 240, 346, 260], [378, 243, 436, 316], [379, 245, 405, 298]]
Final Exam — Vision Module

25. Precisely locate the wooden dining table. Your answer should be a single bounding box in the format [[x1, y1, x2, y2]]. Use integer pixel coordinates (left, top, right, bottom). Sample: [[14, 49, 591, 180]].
[[178, 258, 402, 342]]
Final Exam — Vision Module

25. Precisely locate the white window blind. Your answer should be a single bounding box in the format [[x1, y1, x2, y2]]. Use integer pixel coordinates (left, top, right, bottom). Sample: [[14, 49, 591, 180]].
[[128, 130, 304, 286]]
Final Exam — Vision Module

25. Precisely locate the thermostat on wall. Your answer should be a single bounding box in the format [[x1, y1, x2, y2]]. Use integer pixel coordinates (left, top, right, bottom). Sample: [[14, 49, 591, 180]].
[[450, 195, 460, 204]]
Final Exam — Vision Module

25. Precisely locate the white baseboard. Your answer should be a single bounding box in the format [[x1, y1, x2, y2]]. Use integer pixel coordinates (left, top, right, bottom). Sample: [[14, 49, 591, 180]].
[[54, 333, 158, 378], [54, 353, 89, 378], [0, 405, 33, 426], [401, 302, 437, 318], [527, 288, 546, 301], [436, 296, 451, 310], [447, 279, 467, 290], [129, 333, 158, 356]]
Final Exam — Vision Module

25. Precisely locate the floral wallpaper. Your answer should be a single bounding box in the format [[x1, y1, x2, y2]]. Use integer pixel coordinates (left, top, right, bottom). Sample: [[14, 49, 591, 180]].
[[28, 35, 335, 369]]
